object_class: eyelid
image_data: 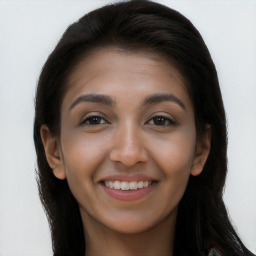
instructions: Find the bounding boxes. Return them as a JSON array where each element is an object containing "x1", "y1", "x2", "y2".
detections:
[
  {"x1": 146, "y1": 114, "x2": 177, "y2": 126},
  {"x1": 79, "y1": 112, "x2": 177, "y2": 126},
  {"x1": 80, "y1": 113, "x2": 109, "y2": 125}
]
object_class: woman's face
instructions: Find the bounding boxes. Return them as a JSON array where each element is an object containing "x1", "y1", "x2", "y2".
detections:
[{"x1": 46, "y1": 48, "x2": 209, "y2": 234}]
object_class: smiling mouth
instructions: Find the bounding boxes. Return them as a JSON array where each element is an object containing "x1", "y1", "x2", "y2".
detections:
[
  {"x1": 104, "y1": 180, "x2": 153, "y2": 191},
  {"x1": 100, "y1": 175, "x2": 157, "y2": 200}
]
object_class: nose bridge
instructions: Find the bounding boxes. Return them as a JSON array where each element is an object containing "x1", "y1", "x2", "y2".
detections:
[{"x1": 109, "y1": 120, "x2": 148, "y2": 166}]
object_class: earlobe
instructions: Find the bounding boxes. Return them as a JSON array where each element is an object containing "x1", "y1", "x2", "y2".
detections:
[
  {"x1": 190, "y1": 125, "x2": 212, "y2": 176},
  {"x1": 40, "y1": 125, "x2": 67, "y2": 180}
]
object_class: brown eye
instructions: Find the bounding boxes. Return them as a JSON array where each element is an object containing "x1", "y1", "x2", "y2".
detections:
[
  {"x1": 82, "y1": 116, "x2": 108, "y2": 125},
  {"x1": 147, "y1": 116, "x2": 176, "y2": 126},
  {"x1": 153, "y1": 117, "x2": 167, "y2": 125}
]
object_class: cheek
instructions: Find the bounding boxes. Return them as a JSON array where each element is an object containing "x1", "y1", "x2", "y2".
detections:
[
  {"x1": 59, "y1": 131, "x2": 112, "y2": 213},
  {"x1": 163, "y1": 140, "x2": 195, "y2": 173},
  {"x1": 60, "y1": 130, "x2": 109, "y2": 182},
  {"x1": 148, "y1": 129, "x2": 196, "y2": 200},
  {"x1": 150, "y1": 129, "x2": 196, "y2": 174}
]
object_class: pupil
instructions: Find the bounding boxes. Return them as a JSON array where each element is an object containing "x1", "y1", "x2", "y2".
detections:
[
  {"x1": 155, "y1": 117, "x2": 165, "y2": 125},
  {"x1": 90, "y1": 117, "x2": 100, "y2": 124}
]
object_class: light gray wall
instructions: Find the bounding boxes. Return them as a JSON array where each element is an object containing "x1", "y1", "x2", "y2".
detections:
[{"x1": 0, "y1": 1, "x2": 255, "y2": 255}]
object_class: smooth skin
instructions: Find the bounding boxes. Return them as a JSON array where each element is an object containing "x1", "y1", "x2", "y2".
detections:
[{"x1": 41, "y1": 48, "x2": 211, "y2": 256}]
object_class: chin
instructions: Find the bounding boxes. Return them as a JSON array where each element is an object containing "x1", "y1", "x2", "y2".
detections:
[
  {"x1": 111, "y1": 222, "x2": 152, "y2": 234},
  {"x1": 102, "y1": 211, "x2": 174, "y2": 235},
  {"x1": 108, "y1": 224, "x2": 154, "y2": 235}
]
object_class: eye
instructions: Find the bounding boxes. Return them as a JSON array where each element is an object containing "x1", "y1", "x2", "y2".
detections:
[
  {"x1": 146, "y1": 116, "x2": 176, "y2": 126},
  {"x1": 81, "y1": 115, "x2": 108, "y2": 125}
]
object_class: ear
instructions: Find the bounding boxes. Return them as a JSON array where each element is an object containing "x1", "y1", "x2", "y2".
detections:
[
  {"x1": 40, "y1": 124, "x2": 66, "y2": 180},
  {"x1": 190, "y1": 124, "x2": 212, "y2": 176}
]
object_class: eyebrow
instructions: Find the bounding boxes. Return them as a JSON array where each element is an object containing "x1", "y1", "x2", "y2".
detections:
[
  {"x1": 69, "y1": 93, "x2": 185, "y2": 111},
  {"x1": 69, "y1": 93, "x2": 115, "y2": 110},
  {"x1": 143, "y1": 93, "x2": 186, "y2": 110}
]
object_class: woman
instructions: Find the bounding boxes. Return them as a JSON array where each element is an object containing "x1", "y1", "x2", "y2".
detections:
[{"x1": 33, "y1": 1, "x2": 254, "y2": 255}]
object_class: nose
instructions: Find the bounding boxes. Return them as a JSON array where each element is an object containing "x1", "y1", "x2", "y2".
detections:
[{"x1": 109, "y1": 123, "x2": 148, "y2": 167}]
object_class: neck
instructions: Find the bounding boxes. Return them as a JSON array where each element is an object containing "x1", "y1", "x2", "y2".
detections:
[{"x1": 81, "y1": 210, "x2": 176, "y2": 256}]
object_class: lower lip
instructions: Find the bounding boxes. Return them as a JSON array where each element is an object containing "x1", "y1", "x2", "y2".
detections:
[{"x1": 101, "y1": 182, "x2": 156, "y2": 201}]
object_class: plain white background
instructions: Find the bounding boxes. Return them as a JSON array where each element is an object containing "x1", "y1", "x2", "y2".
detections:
[{"x1": 0, "y1": 0, "x2": 255, "y2": 255}]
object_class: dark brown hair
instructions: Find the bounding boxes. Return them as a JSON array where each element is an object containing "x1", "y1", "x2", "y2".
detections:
[{"x1": 34, "y1": 1, "x2": 253, "y2": 255}]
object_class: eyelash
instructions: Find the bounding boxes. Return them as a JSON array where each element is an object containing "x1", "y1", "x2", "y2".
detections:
[
  {"x1": 146, "y1": 115, "x2": 177, "y2": 126},
  {"x1": 81, "y1": 115, "x2": 177, "y2": 127},
  {"x1": 81, "y1": 115, "x2": 109, "y2": 125}
]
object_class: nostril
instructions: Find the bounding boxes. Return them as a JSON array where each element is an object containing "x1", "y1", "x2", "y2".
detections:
[
  {"x1": 109, "y1": 147, "x2": 148, "y2": 166},
  {"x1": 109, "y1": 130, "x2": 149, "y2": 166}
]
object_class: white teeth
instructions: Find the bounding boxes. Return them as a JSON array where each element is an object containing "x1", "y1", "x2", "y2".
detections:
[
  {"x1": 129, "y1": 181, "x2": 137, "y2": 190},
  {"x1": 143, "y1": 181, "x2": 149, "y2": 187},
  {"x1": 114, "y1": 181, "x2": 121, "y2": 189},
  {"x1": 137, "y1": 181, "x2": 144, "y2": 188},
  {"x1": 109, "y1": 181, "x2": 114, "y2": 188},
  {"x1": 121, "y1": 181, "x2": 129, "y2": 190},
  {"x1": 104, "y1": 180, "x2": 153, "y2": 190}
]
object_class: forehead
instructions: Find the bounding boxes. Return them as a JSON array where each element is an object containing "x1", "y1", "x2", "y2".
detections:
[{"x1": 63, "y1": 47, "x2": 192, "y2": 109}]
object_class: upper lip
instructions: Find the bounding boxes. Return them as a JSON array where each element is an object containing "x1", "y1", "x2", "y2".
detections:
[{"x1": 99, "y1": 174, "x2": 155, "y2": 182}]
